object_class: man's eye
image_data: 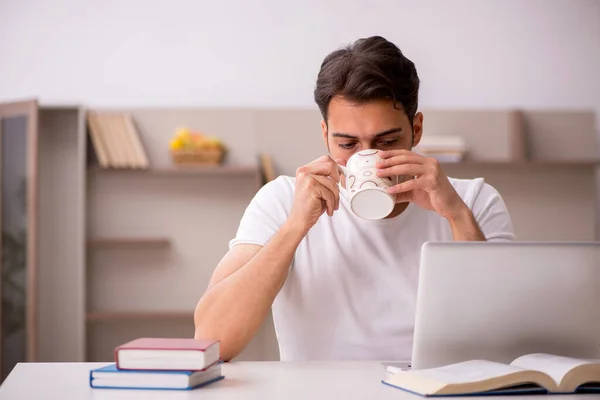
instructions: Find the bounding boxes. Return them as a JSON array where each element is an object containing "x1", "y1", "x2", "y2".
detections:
[
  {"x1": 339, "y1": 143, "x2": 357, "y2": 149},
  {"x1": 380, "y1": 138, "x2": 399, "y2": 146}
]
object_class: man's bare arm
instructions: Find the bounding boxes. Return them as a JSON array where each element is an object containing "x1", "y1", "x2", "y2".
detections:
[
  {"x1": 193, "y1": 221, "x2": 305, "y2": 361},
  {"x1": 447, "y1": 206, "x2": 486, "y2": 241}
]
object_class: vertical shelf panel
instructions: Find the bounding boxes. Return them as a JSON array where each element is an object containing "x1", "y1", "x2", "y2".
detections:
[{"x1": 37, "y1": 107, "x2": 86, "y2": 362}]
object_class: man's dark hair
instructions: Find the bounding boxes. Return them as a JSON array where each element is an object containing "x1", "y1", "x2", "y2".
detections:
[{"x1": 314, "y1": 36, "x2": 420, "y2": 124}]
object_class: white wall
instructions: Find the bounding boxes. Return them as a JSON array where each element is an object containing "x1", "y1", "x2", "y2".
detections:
[{"x1": 0, "y1": 0, "x2": 599, "y2": 114}]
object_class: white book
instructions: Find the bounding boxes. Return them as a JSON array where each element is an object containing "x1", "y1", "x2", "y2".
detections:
[{"x1": 383, "y1": 353, "x2": 600, "y2": 397}]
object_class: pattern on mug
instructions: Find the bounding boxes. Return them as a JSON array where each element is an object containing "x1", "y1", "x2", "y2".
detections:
[
  {"x1": 349, "y1": 152, "x2": 382, "y2": 171},
  {"x1": 360, "y1": 180, "x2": 380, "y2": 189}
]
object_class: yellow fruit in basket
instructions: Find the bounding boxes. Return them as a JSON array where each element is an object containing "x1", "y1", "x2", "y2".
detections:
[
  {"x1": 169, "y1": 137, "x2": 184, "y2": 150},
  {"x1": 170, "y1": 126, "x2": 227, "y2": 155}
]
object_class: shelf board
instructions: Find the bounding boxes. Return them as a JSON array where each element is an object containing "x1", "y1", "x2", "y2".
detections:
[
  {"x1": 87, "y1": 237, "x2": 171, "y2": 248},
  {"x1": 440, "y1": 161, "x2": 599, "y2": 168},
  {"x1": 87, "y1": 165, "x2": 260, "y2": 177},
  {"x1": 86, "y1": 311, "x2": 193, "y2": 321}
]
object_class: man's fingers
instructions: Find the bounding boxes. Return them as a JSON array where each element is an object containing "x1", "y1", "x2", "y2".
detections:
[
  {"x1": 315, "y1": 183, "x2": 337, "y2": 216},
  {"x1": 377, "y1": 163, "x2": 425, "y2": 178},
  {"x1": 376, "y1": 153, "x2": 424, "y2": 168},
  {"x1": 334, "y1": 158, "x2": 347, "y2": 167},
  {"x1": 297, "y1": 157, "x2": 342, "y2": 182},
  {"x1": 387, "y1": 177, "x2": 420, "y2": 194},
  {"x1": 312, "y1": 174, "x2": 340, "y2": 211}
]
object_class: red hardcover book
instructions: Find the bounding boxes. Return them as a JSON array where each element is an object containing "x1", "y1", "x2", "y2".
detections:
[{"x1": 115, "y1": 338, "x2": 220, "y2": 371}]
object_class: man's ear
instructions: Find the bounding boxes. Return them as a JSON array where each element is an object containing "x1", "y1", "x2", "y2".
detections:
[
  {"x1": 321, "y1": 119, "x2": 330, "y2": 151},
  {"x1": 411, "y1": 112, "x2": 424, "y2": 148}
]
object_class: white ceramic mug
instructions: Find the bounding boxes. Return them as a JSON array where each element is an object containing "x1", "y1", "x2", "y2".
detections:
[{"x1": 337, "y1": 149, "x2": 398, "y2": 220}]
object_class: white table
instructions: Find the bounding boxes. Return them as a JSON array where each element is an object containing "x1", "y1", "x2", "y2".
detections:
[{"x1": 0, "y1": 361, "x2": 598, "y2": 400}]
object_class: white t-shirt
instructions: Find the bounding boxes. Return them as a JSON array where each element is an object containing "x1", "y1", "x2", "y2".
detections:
[{"x1": 229, "y1": 175, "x2": 514, "y2": 362}]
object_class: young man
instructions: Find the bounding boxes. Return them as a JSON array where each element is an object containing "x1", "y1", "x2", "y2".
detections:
[{"x1": 194, "y1": 36, "x2": 514, "y2": 362}]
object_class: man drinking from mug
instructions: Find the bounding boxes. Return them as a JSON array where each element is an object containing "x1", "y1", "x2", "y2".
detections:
[{"x1": 194, "y1": 36, "x2": 515, "y2": 362}]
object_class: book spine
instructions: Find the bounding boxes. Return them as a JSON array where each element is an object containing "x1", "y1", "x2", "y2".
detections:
[{"x1": 114, "y1": 348, "x2": 121, "y2": 369}]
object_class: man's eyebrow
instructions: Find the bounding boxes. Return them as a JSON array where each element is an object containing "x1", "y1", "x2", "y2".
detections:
[
  {"x1": 331, "y1": 127, "x2": 403, "y2": 139},
  {"x1": 331, "y1": 132, "x2": 359, "y2": 139},
  {"x1": 374, "y1": 127, "x2": 403, "y2": 138}
]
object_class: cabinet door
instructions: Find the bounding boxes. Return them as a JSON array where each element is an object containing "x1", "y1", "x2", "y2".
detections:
[{"x1": 0, "y1": 100, "x2": 38, "y2": 380}]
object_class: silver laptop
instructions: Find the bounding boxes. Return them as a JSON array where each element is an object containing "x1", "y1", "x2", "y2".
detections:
[{"x1": 410, "y1": 241, "x2": 600, "y2": 370}]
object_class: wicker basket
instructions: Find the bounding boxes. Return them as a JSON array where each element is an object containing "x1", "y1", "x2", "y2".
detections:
[{"x1": 170, "y1": 148, "x2": 225, "y2": 165}]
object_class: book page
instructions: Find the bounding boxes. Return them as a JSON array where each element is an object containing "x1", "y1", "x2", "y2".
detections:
[
  {"x1": 511, "y1": 353, "x2": 598, "y2": 386},
  {"x1": 409, "y1": 360, "x2": 525, "y2": 384},
  {"x1": 385, "y1": 359, "x2": 559, "y2": 396}
]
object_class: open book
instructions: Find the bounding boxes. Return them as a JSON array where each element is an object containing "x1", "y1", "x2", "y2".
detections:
[{"x1": 383, "y1": 354, "x2": 600, "y2": 397}]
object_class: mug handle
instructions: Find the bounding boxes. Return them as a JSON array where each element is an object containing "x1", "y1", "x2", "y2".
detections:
[{"x1": 337, "y1": 164, "x2": 350, "y2": 196}]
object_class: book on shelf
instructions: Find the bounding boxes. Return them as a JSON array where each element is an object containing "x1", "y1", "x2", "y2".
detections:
[
  {"x1": 115, "y1": 337, "x2": 220, "y2": 371},
  {"x1": 413, "y1": 135, "x2": 466, "y2": 163},
  {"x1": 86, "y1": 111, "x2": 150, "y2": 169},
  {"x1": 382, "y1": 353, "x2": 600, "y2": 397},
  {"x1": 89, "y1": 360, "x2": 223, "y2": 390}
]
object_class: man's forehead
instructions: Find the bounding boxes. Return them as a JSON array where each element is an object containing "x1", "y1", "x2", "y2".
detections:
[
  {"x1": 327, "y1": 112, "x2": 407, "y2": 139},
  {"x1": 326, "y1": 98, "x2": 408, "y2": 135}
]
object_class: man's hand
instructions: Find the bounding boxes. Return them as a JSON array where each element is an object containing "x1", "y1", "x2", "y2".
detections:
[
  {"x1": 376, "y1": 150, "x2": 468, "y2": 220},
  {"x1": 288, "y1": 155, "x2": 344, "y2": 234},
  {"x1": 376, "y1": 149, "x2": 485, "y2": 241}
]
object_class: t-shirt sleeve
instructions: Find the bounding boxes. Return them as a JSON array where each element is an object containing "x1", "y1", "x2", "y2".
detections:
[
  {"x1": 470, "y1": 179, "x2": 516, "y2": 242},
  {"x1": 229, "y1": 176, "x2": 294, "y2": 249}
]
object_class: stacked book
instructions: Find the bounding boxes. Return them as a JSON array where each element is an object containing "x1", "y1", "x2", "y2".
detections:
[
  {"x1": 87, "y1": 111, "x2": 150, "y2": 169},
  {"x1": 413, "y1": 135, "x2": 466, "y2": 163},
  {"x1": 90, "y1": 338, "x2": 223, "y2": 390}
]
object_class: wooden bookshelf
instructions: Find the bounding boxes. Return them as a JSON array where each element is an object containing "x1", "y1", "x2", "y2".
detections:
[
  {"x1": 87, "y1": 237, "x2": 171, "y2": 248},
  {"x1": 86, "y1": 311, "x2": 193, "y2": 321}
]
